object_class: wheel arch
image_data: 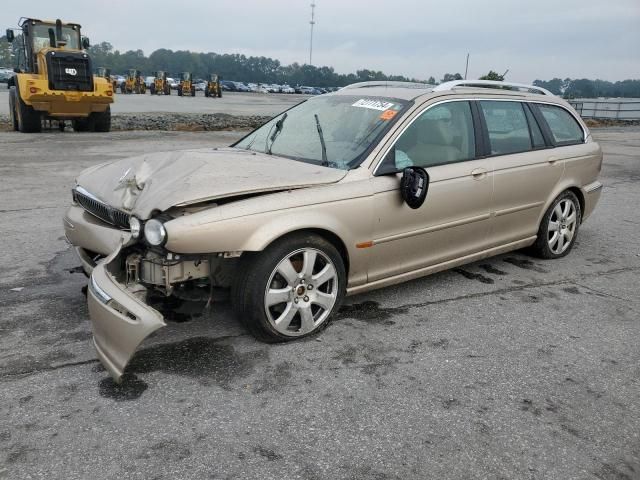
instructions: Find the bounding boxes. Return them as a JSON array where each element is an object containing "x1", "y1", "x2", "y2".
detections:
[{"x1": 261, "y1": 227, "x2": 351, "y2": 276}]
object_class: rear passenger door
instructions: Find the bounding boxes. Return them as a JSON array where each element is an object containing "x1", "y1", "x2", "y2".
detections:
[{"x1": 479, "y1": 100, "x2": 564, "y2": 247}]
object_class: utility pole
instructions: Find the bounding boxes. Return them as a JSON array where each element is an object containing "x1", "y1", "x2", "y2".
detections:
[
  {"x1": 309, "y1": 2, "x2": 316, "y2": 65},
  {"x1": 464, "y1": 53, "x2": 469, "y2": 80}
]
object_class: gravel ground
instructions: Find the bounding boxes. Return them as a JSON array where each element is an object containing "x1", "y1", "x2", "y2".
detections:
[{"x1": 0, "y1": 128, "x2": 638, "y2": 480}]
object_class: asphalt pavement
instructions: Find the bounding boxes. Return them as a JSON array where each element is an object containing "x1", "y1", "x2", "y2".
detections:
[{"x1": 0, "y1": 128, "x2": 638, "y2": 480}]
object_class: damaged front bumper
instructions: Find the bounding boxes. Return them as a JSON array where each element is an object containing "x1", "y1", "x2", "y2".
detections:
[{"x1": 87, "y1": 245, "x2": 166, "y2": 382}]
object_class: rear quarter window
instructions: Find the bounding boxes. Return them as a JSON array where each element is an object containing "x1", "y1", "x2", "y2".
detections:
[{"x1": 537, "y1": 104, "x2": 584, "y2": 145}]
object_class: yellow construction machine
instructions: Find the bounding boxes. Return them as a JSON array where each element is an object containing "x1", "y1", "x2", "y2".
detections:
[
  {"x1": 5, "y1": 18, "x2": 114, "y2": 132},
  {"x1": 149, "y1": 71, "x2": 171, "y2": 95},
  {"x1": 120, "y1": 69, "x2": 146, "y2": 94},
  {"x1": 177, "y1": 72, "x2": 196, "y2": 97},
  {"x1": 204, "y1": 73, "x2": 222, "y2": 98}
]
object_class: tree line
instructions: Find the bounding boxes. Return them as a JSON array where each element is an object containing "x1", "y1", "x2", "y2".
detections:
[{"x1": 1, "y1": 36, "x2": 638, "y2": 96}]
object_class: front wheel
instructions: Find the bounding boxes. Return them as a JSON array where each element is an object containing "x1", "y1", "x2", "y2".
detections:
[
  {"x1": 233, "y1": 233, "x2": 346, "y2": 342},
  {"x1": 531, "y1": 190, "x2": 582, "y2": 259}
]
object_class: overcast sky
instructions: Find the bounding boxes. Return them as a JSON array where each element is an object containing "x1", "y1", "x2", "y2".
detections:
[{"x1": 3, "y1": 0, "x2": 639, "y2": 82}]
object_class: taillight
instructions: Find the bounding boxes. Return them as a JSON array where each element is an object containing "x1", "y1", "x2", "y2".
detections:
[{"x1": 29, "y1": 87, "x2": 38, "y2": 94}]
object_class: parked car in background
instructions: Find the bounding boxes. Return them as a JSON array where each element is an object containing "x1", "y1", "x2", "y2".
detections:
[
  {"x1": 281, "y1": 85, "x2": 295, "y2": 94},
  {"x1": 64, "y1": 79, "x2": 602, "y2": 380},
  {"x1": 194, "y1": 81, "x2": 207, "y2": 92},
  {"x1": 235, "y1": 82, "x2": 251, "y2": 92},
  {"x1": 0, "y1": 67, "x2": 14, "y2": 83},
  {"x1": 220, "y1": 80, "x2": 237, "y2": 91},
  {"x1": 167, "y1": 78, "x2": 178, "y2": 90},
  {"x1": 144, "y1": 76, "x2": 155, "y2": 88}
]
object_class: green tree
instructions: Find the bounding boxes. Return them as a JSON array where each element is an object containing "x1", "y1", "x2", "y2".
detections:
[
  {"x1": 479, "y1": 70, "x2": 504, "y2": 81},
  {"x1": 441, "y1": 73, "x2": 463, "y2": 83}
]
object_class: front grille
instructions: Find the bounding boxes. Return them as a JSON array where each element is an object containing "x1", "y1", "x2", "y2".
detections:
[
  {"x1": 73, "y1": 187, "x2": 130, "y2": 230},
  {"x1": 46, "y1": 51, "x2": 93, "y2": 92}
]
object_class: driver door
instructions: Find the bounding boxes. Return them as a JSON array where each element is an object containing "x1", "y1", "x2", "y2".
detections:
[{"x1": 368, "y1": 100, "x2": 493, "y2": 282}]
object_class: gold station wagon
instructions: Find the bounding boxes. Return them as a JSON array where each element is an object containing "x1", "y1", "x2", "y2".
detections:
[{"x1": 63, "y1": 80, "x2": 603, "y2": 380}]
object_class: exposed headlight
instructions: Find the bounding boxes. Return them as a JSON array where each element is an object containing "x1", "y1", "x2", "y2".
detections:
[
  {"x1": 144, "y1": 218, "x2": 167, "y2": 246},
  {"x1": 129, "y1": 216, "x2": 141, "y2": 239}
]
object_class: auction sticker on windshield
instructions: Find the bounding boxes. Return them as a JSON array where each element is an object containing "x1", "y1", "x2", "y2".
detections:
[{"x1": 352, "y1": 99, "x2": 395, "y2": 111}]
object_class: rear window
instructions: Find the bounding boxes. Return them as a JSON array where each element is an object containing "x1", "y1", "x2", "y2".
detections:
[
  {"x1": 537, "y1": 104, "x2": 584, "y2": 145},
  {"x1": 480, "y1": 101, "x2": 532, "y2": 155}
]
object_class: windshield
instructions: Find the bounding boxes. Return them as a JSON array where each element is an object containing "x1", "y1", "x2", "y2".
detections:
[
  {"x1": 31, "y1": 24, "x2": 80, "y2": 51},
  {"x1": 234, "y1": 95, "x2": 409, "y2": 170}
]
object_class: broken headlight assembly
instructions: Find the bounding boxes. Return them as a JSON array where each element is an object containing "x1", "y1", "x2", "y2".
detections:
[{"x1": 144, "y1": 218, "x2": 167, "y2": 246}]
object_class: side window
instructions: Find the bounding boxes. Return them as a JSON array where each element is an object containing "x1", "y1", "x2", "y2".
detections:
[
  {"x1": 524, "y1": 104, "x2": 546, "y2": 149},
  {"x1": 480, "y1": 101, "x2": 531, "y2": 155},
  {"x1": 394, "y1": 101, "x2": 475, "y2": 169},
  {"x1": 537, "y1": 104, "x2": 584, "y2": 145}
]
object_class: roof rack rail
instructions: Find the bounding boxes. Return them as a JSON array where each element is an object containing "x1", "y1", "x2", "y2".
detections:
[
  {"x1": 341, "y1": 81, "x2": 435, "y2": 90},
  {"x1": 432, "y1": 80, "x2": 553, "y2": 96}
]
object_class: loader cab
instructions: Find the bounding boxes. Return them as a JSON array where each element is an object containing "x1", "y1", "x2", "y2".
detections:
[
  {"x1": 11, "y1": 19, "x2": 83, "y2": 74},
  {"x1": 96, "y1": 67, "x2": 111, "y2": 79}
]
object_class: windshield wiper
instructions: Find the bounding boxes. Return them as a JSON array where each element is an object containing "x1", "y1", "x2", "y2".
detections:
[
  {"x1": 314, "y1": 114, "x2": 328, "y2": 167},
  {"x1": 266, "y1": 113, "x2": 288, "y2": 154}
]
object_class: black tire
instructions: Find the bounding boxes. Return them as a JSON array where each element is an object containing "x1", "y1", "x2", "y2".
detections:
[
  {"x1": 15, "y1": 88, "x2": 42, "y2": 133},
  {"x1": 9, "y1": 87, "x2": 19, "y2": 131},
  {"x1": 530, "y1": 190, "x2": 582, "y2": 259},
  {"x1": 149, "y1": 84, "x2": 156, "y2": 95},
  {"x1": 120, "y1": 84, "x2": 125, "y2": 94},
  {"x1": 93, "y1": 107, "x2": 111, "y2": 132},
  {"x1": 191, "y1": 86, "x2": 196, "y2": 96},
  {"x1": 164, "y1": 85, "x2": 170, "y2": 95},
  {"x1": 178, "y1": 88, "x2": 183, "y2": 97},
  {"x1": 217, "y1": 87, "x2": 222, "y2": 98},
  {"x1": 204, "y1": 87, "x2": 209, "y2": 97},
  {"x1": 72, "y1": 116, "x2": 94, "y2": 132},
  {"x1": 232, "y1": 232, "x2": 346, "y2": 343}
]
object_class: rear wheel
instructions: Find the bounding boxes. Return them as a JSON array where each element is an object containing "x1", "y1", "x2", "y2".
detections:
[
  {"x1": 149, "y1": 84, "x2": 156, "y2": 95},
  {"x1": 191, "y1": 86, "x2": 196, "y2": 96},
  {"x1": 531, "y1": 190, "x2": 582, "y2": 259},
  {"x1": 232, "y1": 233, "x2": 346, "y2": 342},
  {"x1": 93, "y1": 107, "x2": 111, "y2": 132},
  {"x1": 164, "y1": 85, "x2": 170, "y2": 95},
  {"x1": 204, "y1": 87, "x2": 210, "y2": 97},
  {"x1": 15, "y1": 89, "x2": 42, "y2": 133},
  {"x1": 217, "y1": 87, "x2": 222, "y2": 98},
  {"x1": 9, "y1": 87, "x2": 19, "y2": 131},
  {"x1": 178, "y1": 88, "x2": 183, "y2": 97},
  {"x1": 72, "y1": 117, "x2": 93, "y2": 132}
]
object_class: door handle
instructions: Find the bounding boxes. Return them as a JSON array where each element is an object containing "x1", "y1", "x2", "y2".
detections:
[
  {"x1": 471, "y1": 168, "x2": 487, "y2": 180},
  {"x1": 548, "y1": 156, "x2": 558, "y2": 165}
]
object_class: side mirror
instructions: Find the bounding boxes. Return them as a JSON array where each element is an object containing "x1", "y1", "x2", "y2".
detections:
[
  {"x1": 6, "y1": 29, "x2": 14, "y2": 42},
  {"x1": 82, "y1": 37, "x2": 90, "y2": 49},
  {"x1": 400, "y1": 167, "x2": 429, "y2": 209}
]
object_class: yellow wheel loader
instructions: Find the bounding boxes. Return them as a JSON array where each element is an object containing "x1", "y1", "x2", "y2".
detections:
[
  {"x1": 204, "y1": 73, "x2": 222, "y2": 98},
  {"x1": 149, "y1": 70, "x2": 170, "y2": 95},
  {"x1": 5, "y1": 18, "x2": 114, "y2": 133},
  {"x1": 120, "y1": 69, "x2": 146, "y2": 94},
  {"x1": 177, "y1": 72, "x2": 196, "y2": 97}
]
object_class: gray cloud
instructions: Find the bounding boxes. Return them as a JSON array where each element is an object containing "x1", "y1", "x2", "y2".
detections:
[{"x1": 3, "y1": 0, "x2": 639, "y2": 81}]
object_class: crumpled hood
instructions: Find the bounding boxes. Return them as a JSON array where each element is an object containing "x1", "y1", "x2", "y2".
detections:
[{"x1": 76, "y1": 147, "x2": 347, "y2": 219}]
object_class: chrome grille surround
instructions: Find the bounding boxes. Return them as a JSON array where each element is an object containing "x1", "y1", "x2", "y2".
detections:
[{"x1": 73, "y1": 186, "x2": 130, "y2": 230}]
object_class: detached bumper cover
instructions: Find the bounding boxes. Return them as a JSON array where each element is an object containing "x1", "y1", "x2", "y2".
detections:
[{"x1": 88, "y1": 246, "x2": 165, "y2": 381}]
